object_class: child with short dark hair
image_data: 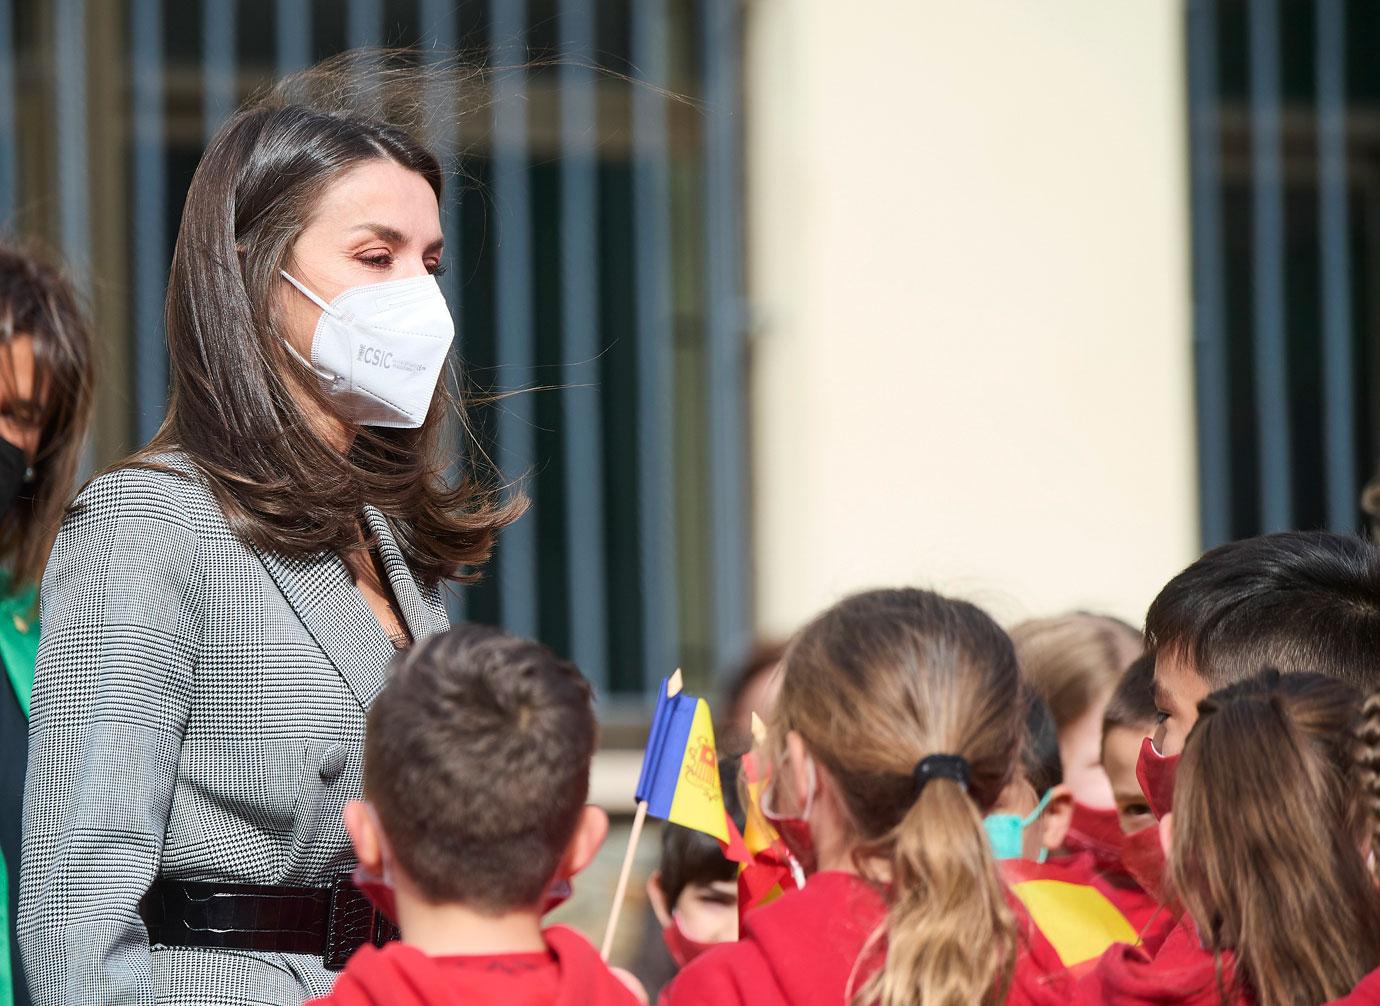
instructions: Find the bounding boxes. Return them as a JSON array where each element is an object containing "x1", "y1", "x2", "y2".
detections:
[
  {"x1": 1078, "y1": 531, "x2": 1380, "y2": 1002},
  {"x1": 1099, "y1": 654, "x2": 1156, "y2": 838},
  {"x1": 985, "y1": 691, "x2": 1072, "y2": 862},
  {"x1": 1091, "y1": 653, "x2": 1162, "y2": 928},
  {"x1": 306, "y1": 623, "x2": 641, "y2": 1006},
  {"x1": 1145, "y1": 530, "x2": 1380, "y2": 760},
  {"x1": 646, "y1": 757, "x2": 745, "y2": 969}
]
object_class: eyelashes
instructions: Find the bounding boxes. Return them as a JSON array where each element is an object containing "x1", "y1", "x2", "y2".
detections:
[{"x1": 356, "y1": 253, "x2": 447, "y2": 276}]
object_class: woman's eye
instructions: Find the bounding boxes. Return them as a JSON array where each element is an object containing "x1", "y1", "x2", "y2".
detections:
[
  {"x1": 427, "y1": 261, "x2": 448, "y2": 277},
  {"x1": 360, "y1": 253, "x2": 393, "y2": 268},
  {"x1": 1154, "y1": 710, "x2": 1169, "y2": 725}
]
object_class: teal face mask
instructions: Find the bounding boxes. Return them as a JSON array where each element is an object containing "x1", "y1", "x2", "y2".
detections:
[{"x1": 984, "y1": 789, "x2": 1054, "y2": 863}]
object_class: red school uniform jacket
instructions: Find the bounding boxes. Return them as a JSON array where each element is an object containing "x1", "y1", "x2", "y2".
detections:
[
  {"x1": 659, "y1": 870, "x2": 1069, "y2": 1006},
  {"x1": 1073, "y1": 914, "x2": 1249, "y2": 1006},
  {"x1": 1093, "y1": 867, "x2": 1162, "y2": 936},
  {"x1": 305, "y1": 925, "x2": 640, "y2": 1006}
]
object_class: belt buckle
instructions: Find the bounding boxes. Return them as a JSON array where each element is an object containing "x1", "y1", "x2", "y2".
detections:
[{"x1": 324, "y1": 873, "x2": 377, "y2": 971}]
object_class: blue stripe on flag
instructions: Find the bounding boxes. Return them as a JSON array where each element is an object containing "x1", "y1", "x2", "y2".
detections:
[
  {"x1": 642, "y1": 694, "x2": 697, "y2": 818},
  {"x1": 635, "y1": 678, "x2": 673, "y2": 800}
]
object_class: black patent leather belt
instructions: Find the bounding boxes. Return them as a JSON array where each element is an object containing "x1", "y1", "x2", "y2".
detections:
[{"x1": 139, "y1": 874, "x2": 400, "y2": 971}]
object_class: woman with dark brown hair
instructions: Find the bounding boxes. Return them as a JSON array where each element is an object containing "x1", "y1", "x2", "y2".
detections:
[
  {"x1": 0, "y1": 246, "x2": 94, "y2": 1006},
  {"x1": 1164, "y1": 669, "x2": 1380, "y2": 1006},
  {"x1": 18, "y1": 65, "x2": 522, "y2": 1006}
]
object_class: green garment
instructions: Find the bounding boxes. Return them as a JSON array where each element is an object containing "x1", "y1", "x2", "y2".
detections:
[
  {"x1": 0, "y1": 579, "x2": 37, "y2": 716},
  {"x1": 0, "y1": 576, "x2": 38, "y2": 1006}
]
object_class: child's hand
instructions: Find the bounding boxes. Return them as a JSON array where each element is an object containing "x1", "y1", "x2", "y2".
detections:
[{"x1": 610, "y1": 966, "x2": 649, "y2": 1004}]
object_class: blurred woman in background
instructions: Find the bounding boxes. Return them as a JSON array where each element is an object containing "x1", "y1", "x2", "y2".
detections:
[{"x1": 0, "y1": 245, "x2": 94, "y2": 1006}]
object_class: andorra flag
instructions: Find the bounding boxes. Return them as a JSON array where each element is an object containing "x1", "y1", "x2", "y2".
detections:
[{"x1": 635, "y1": 671, "x2": 746, "y2": 857}]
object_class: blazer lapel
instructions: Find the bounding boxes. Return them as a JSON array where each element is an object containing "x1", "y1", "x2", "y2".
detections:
[
  {"x1": 362, "y1": 505, "x2": 450, "y2": 641},
  {"x1": 252, "y1": 544, "x2": 397, "y2": 710}
]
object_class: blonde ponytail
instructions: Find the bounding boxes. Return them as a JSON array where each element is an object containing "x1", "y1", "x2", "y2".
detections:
[
  {"x1": 768, "y1": 588, "x2": 1024, "y2": 1006},
  {"x1": 856, "y1": 779, "x2": 1016, "y2": 1006}
]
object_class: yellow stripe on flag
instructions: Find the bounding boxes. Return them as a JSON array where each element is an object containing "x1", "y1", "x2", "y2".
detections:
[
  {"x1": 666, "y1": 698, "x2": 729, "y2": 842},
  {"x1": 1010, "y1": 879, "x2": 1140, "y2": 967},
  {"x1": 742, "y1": 776, "x2": 775, "y2": 856}
]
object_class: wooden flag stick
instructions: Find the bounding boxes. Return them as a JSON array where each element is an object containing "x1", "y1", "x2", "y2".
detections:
[
  {"x1": 600, "y1": 799, "x2": 649, "y2": 961},
  {"x1": 602, "y1": 670, "x2": 681, "y2": 961}
]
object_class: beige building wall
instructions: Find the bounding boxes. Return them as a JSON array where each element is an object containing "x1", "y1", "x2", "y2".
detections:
[{"x1": 745, "y1": 1, "x2": 1198, "y2": 635}]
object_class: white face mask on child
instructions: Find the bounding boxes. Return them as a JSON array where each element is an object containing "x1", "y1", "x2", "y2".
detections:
[{"x1": 280, "y1": 269, "x2": 455, "y2": 428}]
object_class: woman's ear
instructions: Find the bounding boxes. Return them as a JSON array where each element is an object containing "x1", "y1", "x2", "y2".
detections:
[
  {"x1": 645, "y1": 870, "x2": 672, "y2": 928},
  {"x1": 343, "y1": 799, "x2": 384, "y2": 875},
  {"x1": 1037, "y1": 784, "x2": 1075, "y2": 852},
  {"x1": 1158, "y1": 810, "x2": 1174, "y2": 859}
]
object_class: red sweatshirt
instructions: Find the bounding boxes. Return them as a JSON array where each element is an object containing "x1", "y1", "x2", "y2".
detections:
[
  {"x1": 305, "y1": 925, "x2": 640, "y2": 1006},
  {"x1": 1095, "y1": 868, "x2": 1162, "y2": 935},
  {"x1": 1329, "y1": 967, "x2": 1380, "y2": 1005},
  {"x1": 660, "y1": 870, "x2": 1069, "y2": 1006},
  {"x1": 1002, "y1": 853, "x2": 1165, "y2": 984},
  {"x1": 1073, "y1": 914, "x2": 1248, "y2": 1006}
]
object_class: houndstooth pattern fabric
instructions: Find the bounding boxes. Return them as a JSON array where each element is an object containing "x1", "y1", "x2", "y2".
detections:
[{"x1": 18, "y1": 454, "x2": 449, "y2": 1006}]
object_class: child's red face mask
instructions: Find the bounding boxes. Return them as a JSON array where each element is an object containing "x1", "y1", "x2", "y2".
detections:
[
  {"x1": 1064, "y1": 802, "x2": 1126, "y2": 872},
  {"x1": 1135, "y1": 735, "x2": 1180, "y2": 821},
  {"x1": 661, "y1": 914, "x2": 722, "y2": 968},
  {"x1": 542, "y1": 878, "x2": 573, "y2": 915},
  {"x1": 759, "y1": 755, "x2": 817, "y2": 878},
  {"x1": 1120, "y1": 822, "x2": 1167, "y2": 901},
  {"x1": 352, "y1": 864, "x2": 399, "y2": 925}
]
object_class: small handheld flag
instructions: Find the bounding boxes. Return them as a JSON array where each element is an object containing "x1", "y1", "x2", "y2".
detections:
[
  {"x1": 737, "y1": 738, "x2": 798, "y2": 919},
  {"x1": 602, "y1": 670, "x2": 740, "y2": 960},
  {"x1": 633, "y1": 670, "x2": 731, "y2": 842}
]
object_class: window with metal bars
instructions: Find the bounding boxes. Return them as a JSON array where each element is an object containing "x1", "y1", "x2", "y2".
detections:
[
  {"x1": 0, "y1": 0, "x2": 750, "y2": 702},
  {"x1": 1187, "y1": 0, "x2": 1378, "y2": 546}
]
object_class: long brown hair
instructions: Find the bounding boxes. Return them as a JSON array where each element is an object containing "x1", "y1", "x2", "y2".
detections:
[
  {"x1": 0, "y1": 244, "x2": 93, "y2": 590},
  {"x1": 766, "y1": 587, "x2": 1022, "y2": 1006},
  {"x1": 139, "y1": 56, "x2": 522, "y2": 585},
  {"x1": 1359, "y1": 689, "x2": 1380, "y2": 881},
  {"x1": 1171, "y1": 669, "x2": 1380, "y2": 1006}
]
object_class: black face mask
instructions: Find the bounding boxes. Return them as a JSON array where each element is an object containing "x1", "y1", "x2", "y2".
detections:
[{"x1": 0, "y1": 438, "x2": 32, "y2": 521}]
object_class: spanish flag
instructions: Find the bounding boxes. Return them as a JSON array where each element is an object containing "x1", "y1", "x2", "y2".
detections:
[
  {"x1": 1002, "y1": 855, "x2": 1143, "y2": 980},
  {"x1": 635, "y1": 671, "x2": 744, "y2": 853},
  {"x1": 737, "y1": 745, "x2": 797, "y2": 915}
]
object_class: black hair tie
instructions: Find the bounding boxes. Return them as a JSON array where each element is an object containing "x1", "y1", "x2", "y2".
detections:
[{"x1": 912, "y1": 753, "x2": 971, "y2": 796}]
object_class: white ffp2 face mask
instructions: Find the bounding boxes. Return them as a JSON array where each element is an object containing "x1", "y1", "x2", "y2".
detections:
[{"x1": 280, "y1": 269, "x2": 455, "y2": 428}]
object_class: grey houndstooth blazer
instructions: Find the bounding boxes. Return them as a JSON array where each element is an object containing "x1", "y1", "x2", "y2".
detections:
[{"x1": 18, "y1": 454, "x2": 450, "y2": 1005}]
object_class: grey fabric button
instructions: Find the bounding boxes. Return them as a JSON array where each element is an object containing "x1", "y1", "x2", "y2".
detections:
[{"x1": 318, "y1": 744, "x2": 347, "y2": 783}]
